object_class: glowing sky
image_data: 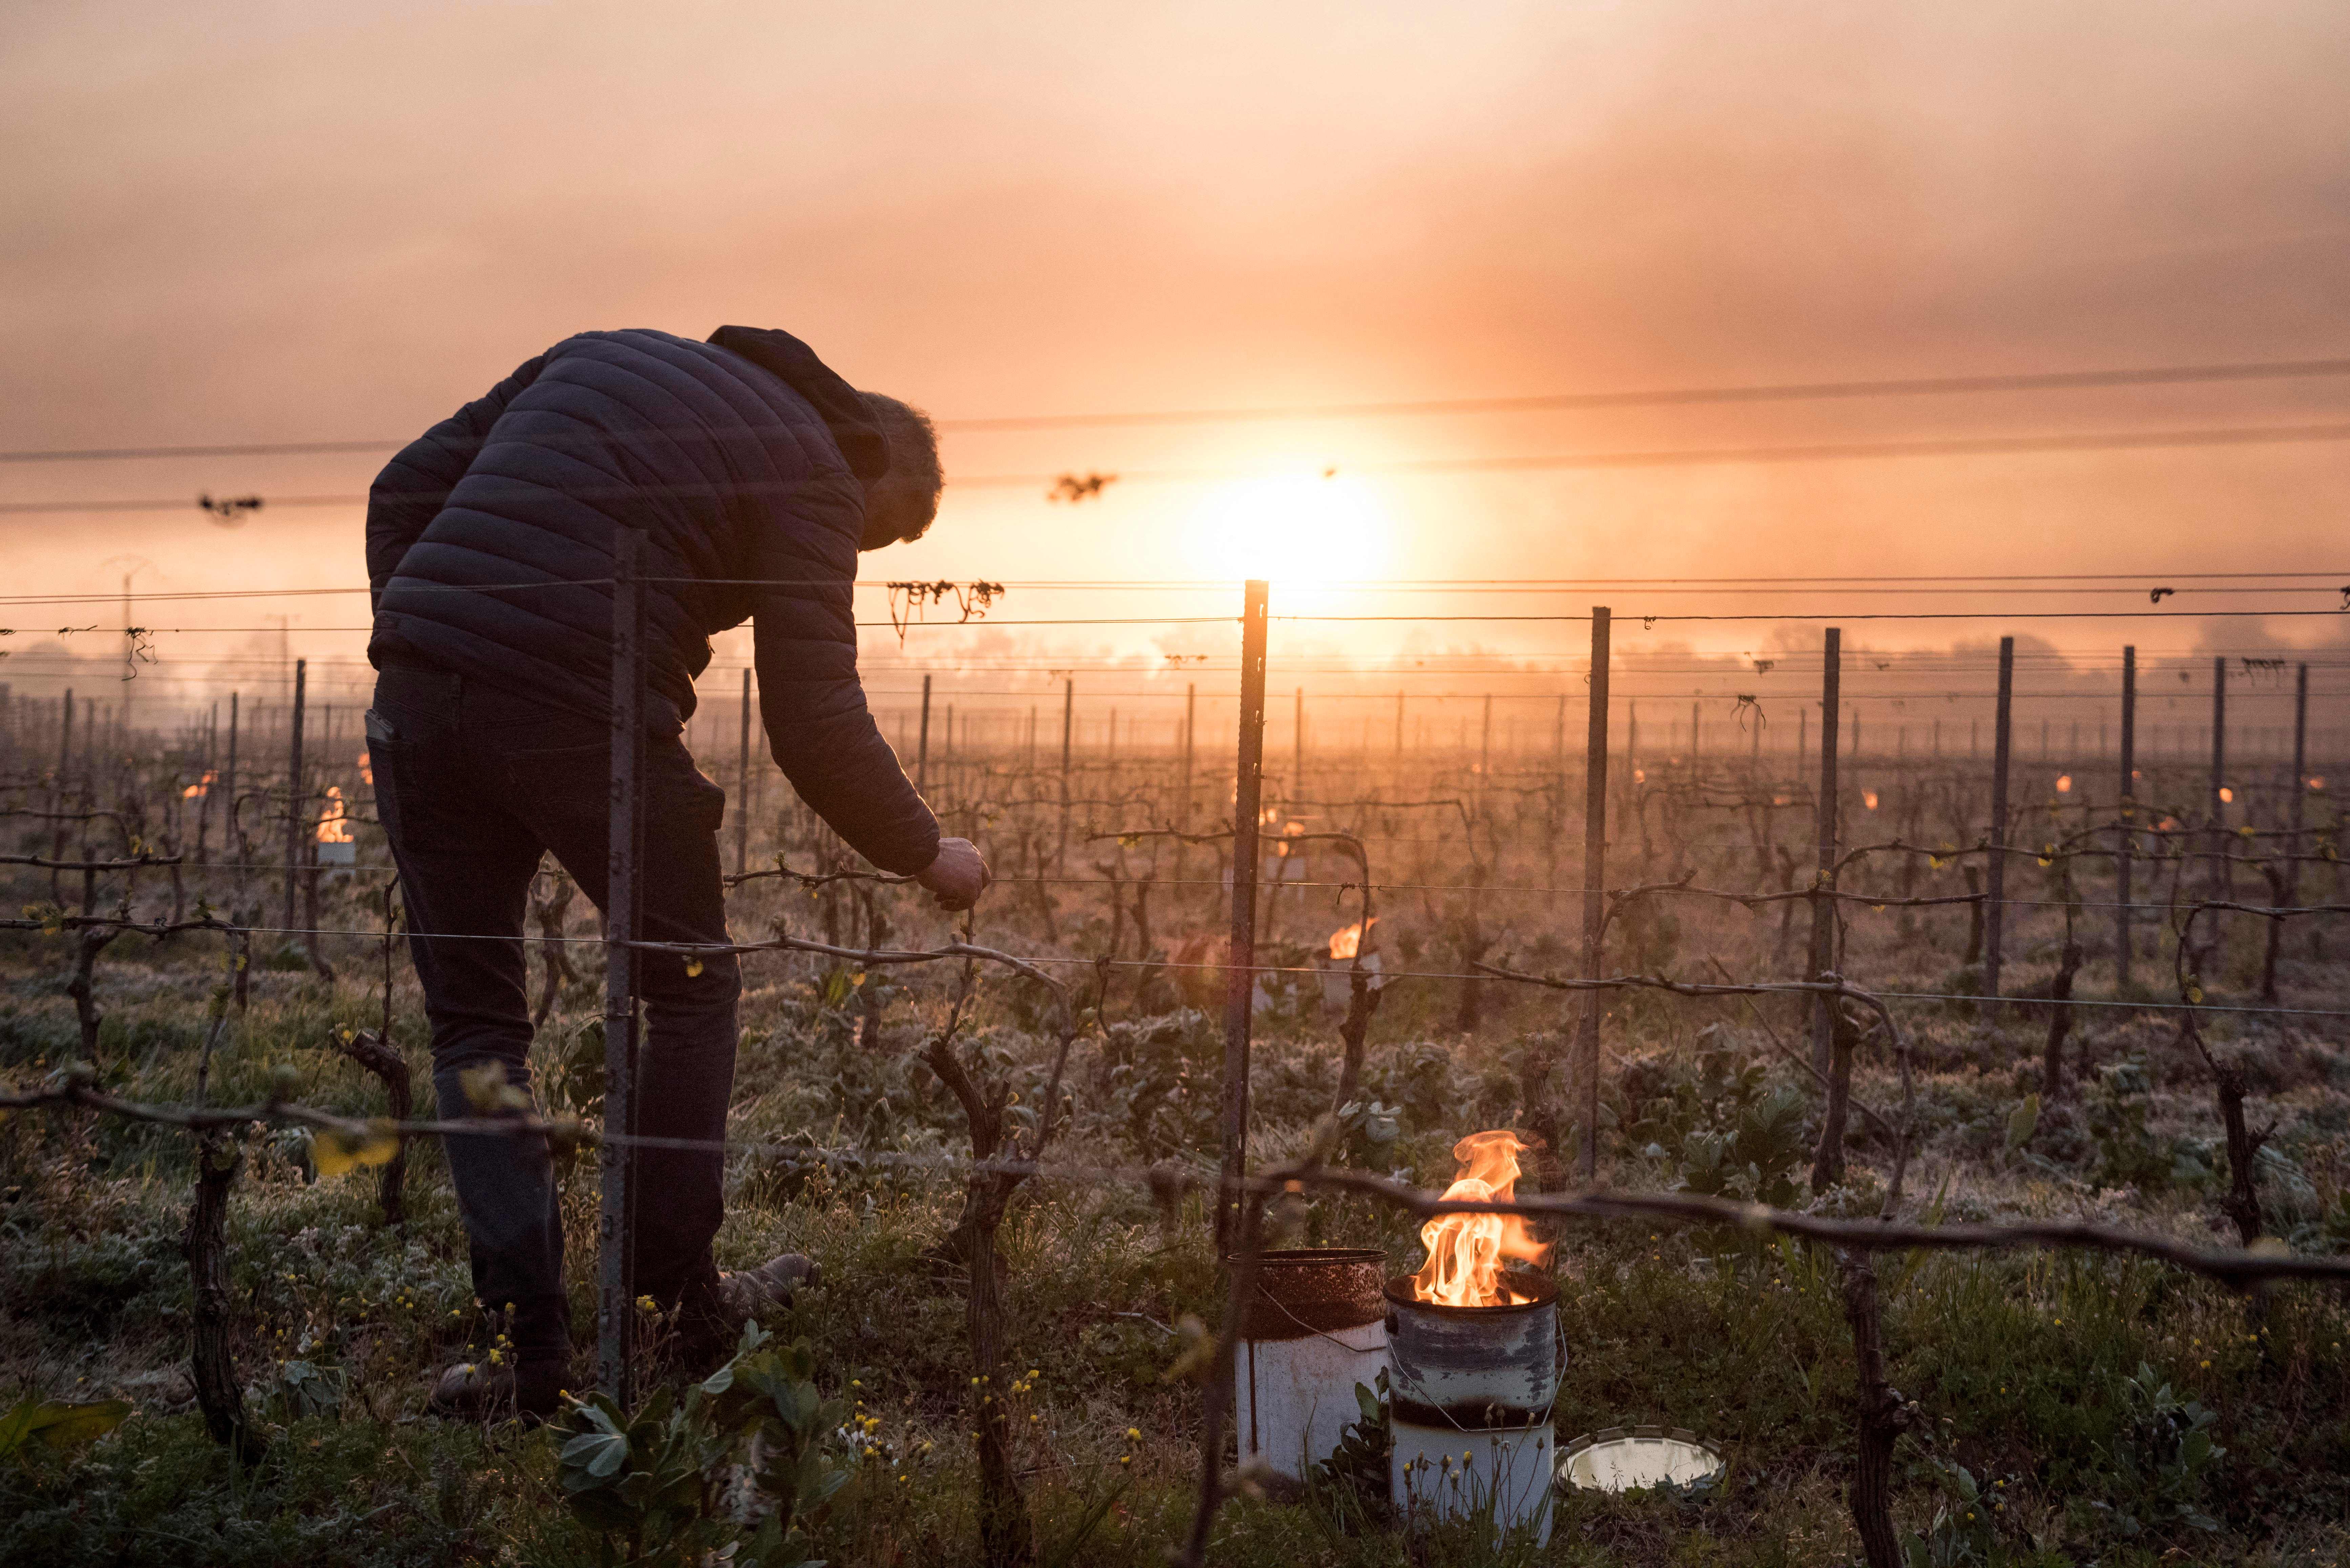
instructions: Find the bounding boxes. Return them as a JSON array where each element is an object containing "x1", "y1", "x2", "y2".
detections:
[{"x1": 3, "y1": 0, "x2": 2348, "y2": 720}]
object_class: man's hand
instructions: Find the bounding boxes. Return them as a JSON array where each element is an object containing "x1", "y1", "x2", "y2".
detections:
[{"x1": 915, "y1": 837, "x2": 991, "y2": 912}]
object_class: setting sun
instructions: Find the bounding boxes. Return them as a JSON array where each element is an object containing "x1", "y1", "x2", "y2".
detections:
[{"x1": 1185, "y1": 472, "x2": 1392, "y2": 584}]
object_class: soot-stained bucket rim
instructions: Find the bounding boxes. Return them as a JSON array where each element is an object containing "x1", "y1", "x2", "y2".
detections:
[
  {"x1": 1249, "y1": 1247, "x2": 1389, "y2": 1269},
  {"x1": 1381, "y1": 1270, "x2": 1558, "y2": 1316},
  {"x1": 1238, "y1": 1248, "x2": 1391, "y2": 1339}
]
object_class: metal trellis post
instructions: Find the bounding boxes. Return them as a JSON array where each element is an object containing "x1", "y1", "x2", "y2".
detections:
[
  {"x1": 1810, "y1": 629, "x2": 1841, "y2": 1074},
  {"x1": 2118, "y1": 646, "x2": 2137, "y2": 992},
  {"x1": 1182, "y1": 682, "x2": 1195, "y2": 827},
  {"x1": 1057, "y1": 679, "x2": 1074, "y2": 869},
  {"x1": 600, "y1": 527, "x2": 647, "y2": 1401},
  {"x1": 283, "y1": 658, "x2": 306, "y2": 936},
  {"x1": 2287, "y1": 663, "x2": 2309, "y2": 912},
  {"x1": 736, "y1": 668, "x2": 752, "y2": 877},
  {"x1": 2211, "y1": 656, "x2": 2230, "y2": 903},
  {"x1": 917, "y1": 673, "x2": 932, "y2": 790},
  {"x1": 1983, "y1": 636, "x2": 2015, "y2": 1008},
  {"x1": 1220, "y1": 580, "x2": 1269, "y2": 1250},
  {"x1": 1577, "y1": 607, "x2": 1610, "y2": 1182},
  {"x1": 224, "y1": 693, "x2": 241, "y2": 897}
]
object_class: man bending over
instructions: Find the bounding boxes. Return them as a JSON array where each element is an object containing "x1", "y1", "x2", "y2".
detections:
[{"x1": 364, "y1": 325, "x2": 988, "y2": 1419}]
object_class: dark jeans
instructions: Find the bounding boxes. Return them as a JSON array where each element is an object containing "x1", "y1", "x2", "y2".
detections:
[{"x1": 369, "y1": 664, "x2": 741, "y2": 1362}]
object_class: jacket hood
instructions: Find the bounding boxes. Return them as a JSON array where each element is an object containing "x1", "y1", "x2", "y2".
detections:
[{"x1": 706, "y1": 325, "x2": 890, "y2": 486}]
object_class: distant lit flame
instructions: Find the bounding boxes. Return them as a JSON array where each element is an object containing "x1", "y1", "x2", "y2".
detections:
[
  {"x1": 182, "y1": 769, "x2": 216, "y2": 800},
  {"x1": 1410, "y1": 1130, "x2": 1550, "y2": 1308},
  {"x1": 2312, "y1": 776, "x2": 2328, "y2": 791},
  {"x1": 316, "y1": 785, "x2": 354, "y2": 845},
  {"x1": 2055, "y1": 775, "x2": 2072, "y2": 794},
  {"x1": 2218, "y1": 787, "x2": 2234, "y2": 804},
  {"x1": 358, "y1": 749, "x2": 374, "y2": 787},
  {"x1": 1862, "y1": 790, "x2": 1879, "y2": 810},
  {"x1": 1329, "y1": 916, "x2": 1378, "y2": 961}
]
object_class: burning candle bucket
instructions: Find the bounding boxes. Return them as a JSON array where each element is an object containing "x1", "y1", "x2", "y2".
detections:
[
  {"x1": 1232, "y1": 1248, "x2": 1389, "y2": 1479},
  {"x1": 1384, "y1": 1272, "x2": 1560, "y2": 1544}
]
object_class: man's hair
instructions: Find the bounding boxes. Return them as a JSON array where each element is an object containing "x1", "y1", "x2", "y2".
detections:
[{"x1": 859, "y1": 391, "x2": 942, "y2": 545}]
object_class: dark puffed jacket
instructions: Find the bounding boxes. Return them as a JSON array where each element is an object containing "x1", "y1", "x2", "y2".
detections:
[{"x1": 366, "y1": 326, "x2": 939, "y2": 874}]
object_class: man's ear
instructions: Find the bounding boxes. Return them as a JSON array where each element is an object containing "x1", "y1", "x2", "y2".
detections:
[
  {"x1": 859, "y1": 473, "x2": 936, "y2": 550},
  {"x1": 858, "y1": 504, "x2": 903, "y2": 552}
]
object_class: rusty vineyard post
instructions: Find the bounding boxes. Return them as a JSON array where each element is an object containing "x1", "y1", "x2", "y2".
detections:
[
  {"x1": 1219, "y1": 580, "x2": 1270, "y2": 1251},
  {"x1": 601, "y1": 527, "x2": 647, "y2": 1401},
  {"x1": 2118, "y1": 647, "x2": 2137, "y2": 992},
  {"x1": 1810, "y1": 629, "x2": 1841, "y2": 1075},
  {"x1": 2210, "y1": 656, "x2": 2229, "y2": 903},
  {"x1": 735, "y1": 668, "x2": 752, "y2": 877},
  {"x1": 1395, "y1": 690, "x2": 1405, "y2": 757},
  {"x1": 1690, "y1": 699, "x2": 1701, "y2": 763},
  {"x1": 282, "y1": 658, "x2": 306, "y2": 937},
  {"x1": 1577, "y1": 607, "x2": 1611, "y2": 1182},
  {"x1": 1983, "y1": 636, "x2": 2015, "y2": 1009},
  {"x1": 917, "y1": 672, "x2": 932, "y2": 790}
]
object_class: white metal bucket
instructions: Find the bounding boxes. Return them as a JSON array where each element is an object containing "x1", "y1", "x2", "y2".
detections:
[
  {"x1": 1392, "y1": 1418, "x2": 1554, "y2": 1544},
  {"x1": 1232, "y1": 1248, "x2": 1389, "y2": 1479}
]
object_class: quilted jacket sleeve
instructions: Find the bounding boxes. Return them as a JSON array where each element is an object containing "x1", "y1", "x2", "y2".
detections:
[
  {"x1": 365, "y1": 352, "x2": 549, "y2": 610},
  {"x1": 748, "y1": 543, "x2": 940, "y2": 876}
]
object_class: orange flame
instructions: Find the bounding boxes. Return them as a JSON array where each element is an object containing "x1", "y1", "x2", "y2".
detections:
[
  {"x1": 182, "y1": 769, "x2": 217, "y2": 800},
  {"x1": 357, "y1": 749, "x2": 373, "y2": 787},
  {"x1": 316, "y1": 785, "x2": 354, "y2": 845},
  {"x1": 1410, "y1": 1130, "x2": 1551, "y2": 1307},
  {"x1": 1328, "y1": 916, "x2": 1378, "y2": 961}
]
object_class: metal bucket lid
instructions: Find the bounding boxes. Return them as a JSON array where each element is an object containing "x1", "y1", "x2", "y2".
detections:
[{"x1": 1557, "y1": 1426, "x2": 1724, "y2": 1493}]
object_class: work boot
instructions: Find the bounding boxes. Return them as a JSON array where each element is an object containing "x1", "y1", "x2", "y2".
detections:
[
  {"x1": 426, "y1": 1354, "x2": 572, "y2": 1424},
  {"x1": 671, "y1": 1253, "x2": 821, "y2": 1378}
]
